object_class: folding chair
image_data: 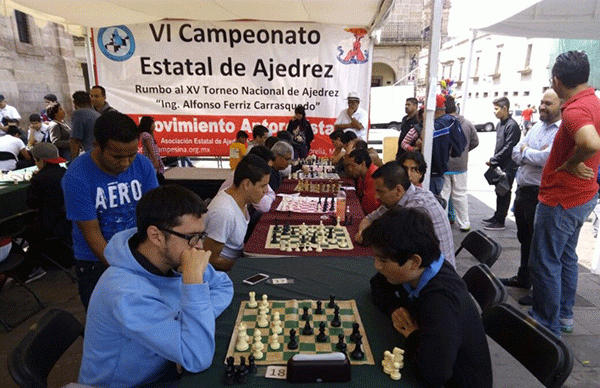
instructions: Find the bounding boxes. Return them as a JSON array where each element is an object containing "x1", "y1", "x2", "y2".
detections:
[
  {"x1": 8, "y1": 308, "x2": 84, "y2": 388},
  {"x1": 0, "y1": 211, "x2": 46, "y2": 331},
  {"x1": 1, "y1": 209, "x2": 76, "y2": 282},
  {"x1": 482, "y1": 303, "x2": 574, "y2": 388},
  {"x1": 462, "y1": 263, "x2": 507, "y2": 313},
  {"x1": 455, "y1": 230, "x2": 502, "y2": 267}
]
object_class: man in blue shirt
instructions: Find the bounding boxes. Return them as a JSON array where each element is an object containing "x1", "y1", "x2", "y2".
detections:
[{"x1": 62, "y1": 111, "x2": 158, "y2": 309}]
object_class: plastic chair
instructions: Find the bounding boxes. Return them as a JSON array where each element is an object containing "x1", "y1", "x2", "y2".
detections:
[
  {"x1": 454, "y1": 230, "x2": 502, "y2": 267},
  {"x1": 8, "y1": 308, "x2": 84, "y2": 388},
  {"x1": 482, "y1": 303, "x2": 574, "y2": 388},
  {"x1": 462, "y1": 263, "x2": 507, "y2": 312}
]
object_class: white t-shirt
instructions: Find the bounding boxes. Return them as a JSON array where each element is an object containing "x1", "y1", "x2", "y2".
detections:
[
  {"x1": 335, "y1": 107, "x2": 368, "y2": 140},
  {"x1": 0, "y1": 135, "x2": 25, "y2": 171},
  {"x1": 204, "y1": 190, "x2": 249, "y2": 260},
  {"x1": 0, "y1": 105, "x2": 21, "y2": 122},
  {"x1": 218, "y1": 172, "x2": 275, "y2": 213},
  {"x1": 28, "y1": 123, "x2": 49, "y2": 144}
]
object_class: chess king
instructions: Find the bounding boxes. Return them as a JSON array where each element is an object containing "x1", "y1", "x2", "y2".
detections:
[{"x1": 364, "y1": 206, "x2": 493, "y2": 387}]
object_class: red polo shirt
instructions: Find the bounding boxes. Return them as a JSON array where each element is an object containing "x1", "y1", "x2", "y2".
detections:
[
  {"x1": 357, "y1": 163, "x2": 380, "y2": 214},
  {"x1": 539, "y1": 87, "x2": 600, "y2": 208}
]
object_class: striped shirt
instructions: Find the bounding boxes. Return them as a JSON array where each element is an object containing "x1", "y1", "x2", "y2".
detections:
[{"x1": 366, "y1": 184, "x2": 455, "y2": 267}]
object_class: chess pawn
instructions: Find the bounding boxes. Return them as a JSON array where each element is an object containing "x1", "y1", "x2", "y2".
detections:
[
  {"x1": 257, "y1": 311, "x2": 269, "y2": 328},
  {"x1": 390, "y1": 362, "x2": 402, "y2": 380},
  {"x1": 280, "y1": 238, "x2": 287, "y2": 251},
  {"x1": 272, "y1": 321, "x2": 282, "y2": 335},
  {"x1": 270, "y1": 333, "x2": 280, "y2": 350},
  {"x1": 272, "y1": 312, "x2": 281, "y2": 325},
  {"x1": 248, "y1": 291, "x2": 258, "y2": 308},
  {"x1": 252, "y1": 335, "x2": 264, "y2": 359},
  {"x1": 238, "y1": 323, "x2": 249, "y2": 342},
  {"x1": 261, "y1": 294, "x2": 269, "y2": 308},
  {"x1": 236, "y1": 334, "x2": 249, "y2": 351}
]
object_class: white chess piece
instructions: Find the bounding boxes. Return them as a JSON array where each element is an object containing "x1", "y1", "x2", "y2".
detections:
[
  {"x1": 257, "y1": 311, "x2": 269, "y2": 328},
  {"x1": 390, "y1": 362, "x2": 402, "y2": 380},
  {"x1": 272, "y1": 321, "x2": 282, "y2": 334},
  {"x1": 238, "y1": 323, "x2": 249, "y2": 342},
  {"x1": 248, "y1": 291, "x2": 258, "y2": 308},
  {"x1": 270, "y1": 333, "x2": 280, "y2": 350},
  {"x1": 280, "y1": 238, "x2": 286, "y2": 251},
  {"x1": 236, "y1": 334, "x2": 249, "y2": 351},
  {"x1": 272, "y1": 312, "x2": 281, "y2": 325},
  {"x1": 261, "y1": 294, "x2": 269, "y2": 310},
  {"x1": 252, "y1": 333, "x2": 264, "y2": 359},
  {"x1": 382, "y1": 351, "x2": 393, "y2": 374}
]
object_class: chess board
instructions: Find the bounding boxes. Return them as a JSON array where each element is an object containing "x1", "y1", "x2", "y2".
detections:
[
  {"x1": 298, "y1": 172, "x2": 340, "y2": 180},
  {"x1": 264, "y1": 224, "x2": 354, "y2": 251},
  {"x1": 275, "y1": 195, "x2": 336, "y2": 213},
  {"x1": 293, "y1": 180, "x2": 341, "y2": 194},
  {"x1": 225, "y1": 299, "x2": 375, "y2": 365}
]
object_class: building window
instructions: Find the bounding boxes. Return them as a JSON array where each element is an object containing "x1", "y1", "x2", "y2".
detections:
[
  {"x1": 495, "y1": 52, "x2": 501, "y2": 74},
  {"x1": 474, "y1": 57, "x2": 480, "y2": 76},
  {"x1": 475, "y1": 92, "x2": 479, "y2": 98},
  {"x1": 448, "y1": 63, "x2": 453, "y2": 79},
  {"x1": 468, "y1": 93, "x2": 472, "y2": 98},
  {"x1": 525, "y1": 44, "x2": 533, "y2": 68},
  {"x1": 513, "y1": 91, "x2": 519, "y2": 96},
  {"x1": 484, "y1": 92, "x2": 488, "y2": 98},
  {"x1": 504, "y1": 91, "x2": 509, "y2": 96},
  {"x1": 15, "y1": 10, "x2": 31, "y2": 44},
  {"x1": 523, "y1": 91, "x2": 530, "y2": 96},
  {"x1": 494, "y1": 92, "x2": 499, "y2": 97},
  {"x1": 459, "y1": 60, "x2": 464, "y2": 81}
]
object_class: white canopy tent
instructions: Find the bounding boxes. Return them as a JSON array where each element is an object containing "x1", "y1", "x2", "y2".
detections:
[{"x1": 3, "y1": 0, "x2": 394, "y2": 30}]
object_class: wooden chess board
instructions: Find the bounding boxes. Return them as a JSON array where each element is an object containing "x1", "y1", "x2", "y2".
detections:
[
  {"x1": 264, "y1": 224, "x2": 354, "y2": 251},
  {"x1": 275, "y1": 195, "x2": 337, "y2": 213},
  {"x1": 225, "y1": 299, "x2": 375, "y2": 365}
]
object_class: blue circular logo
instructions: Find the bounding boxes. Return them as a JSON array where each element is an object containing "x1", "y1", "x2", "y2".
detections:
[{"x1": 97, "y1": 25, "x2": 135, "y2": 62}]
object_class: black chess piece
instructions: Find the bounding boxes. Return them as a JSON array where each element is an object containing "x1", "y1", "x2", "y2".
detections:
[
  {"x1": 235, "y1": 356, "x2": 248, "y2": 383},
  {"x1": 248, "y1": 354, "x2": 257, "y2": 374},
  {"x1": 350, "y1": 323, "x2": 361, "y2": 342},
  {"x1": 224, "y1": 356, "x2": 236, "y2": 385},
  {"x1": 301, "y1": 234, "x2": 306, "y2": 245},
  {"x1": 311, "y1": 232, "x2": 317, "y2": 244},
  {"x1": 315, "y1": 300, "x2": 323, "y2": 314},
  {"x1": 271, "y1": 231, "x2": 278, "y2": 244},
  {"x1": 329, "y1": 197, "x2": 335, "y2": 211},
  {"x1": 302, "y1": 306, "x2": 310, "y2": 320},
  {"x1": 328, "y1": 295, "x2": 336, "y2": 308},
  {"x1": 331, "y1": 305, "x2": 341, "y2": 327},
  {"x1": 316, "y1": 322, "x2": 327, "y2": 342},
  {"x1": 336, "y1": 333, "x2": 347, "y2": 352},
  {"x1": 288, "y1": 328, "x2": 298, "y2": 350},
  {"x1": 302, "y1": 319, "x2": 314, "y2": 335},
  {"x1": 322, "y1": 198, "x2": 328, "y2": 212},
  {"x1": 327, "y1": 227, "x2": 334, "y2": 239},
  {"x1": 350, "y1": 334, "x2": 365, "y2": 360}
]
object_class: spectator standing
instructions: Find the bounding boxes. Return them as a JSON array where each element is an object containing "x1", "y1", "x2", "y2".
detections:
[
  {"x1": 286, "y1": 105, "x2": 314, "y2": 159},
  {"x1": 396, "y1": 98, "x2": 420, "y2": 160},
  {"x1": 334, "y1": 92, "x2": 368, "y2": 140},
  {"x1": 46, "y1": 102, "x2": 72, "y2": 160},
  {"x1": 483, "y1": 97, "x2": 521, "y2": 230},
  {"x1": 529, "y1": 51, "x2": 600, "y2": 336},
  {"x1": 440, "y1": 96, "x2": 479, "y2": 232},
  {"x1": 500, "y1": 90, "x2": 561, "y2": 303},
  {"x1": 62, "y1": 112, "x2": 159, "y2": 309},
  {"x1": 90, "y1": 85, "x2": 118, "y2": 115},
  {"x1": 139, "y1": 116, "x2": 165, "y2": 184},
  {"x1": 70, "y1": 90, "x2": 101, "y2": 159},
  {"x1": 40, "y1": 93, "x2": 58, "y2": 122}
]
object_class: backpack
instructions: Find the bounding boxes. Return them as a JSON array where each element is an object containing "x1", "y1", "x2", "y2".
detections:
[{"x1": 449, "y1": 117, "x2": 467, "y2": 158}]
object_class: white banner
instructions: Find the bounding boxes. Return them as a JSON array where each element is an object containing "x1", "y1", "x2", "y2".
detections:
[{"x1": 92, "y1": 21, "x2": 372, "y2": 156}]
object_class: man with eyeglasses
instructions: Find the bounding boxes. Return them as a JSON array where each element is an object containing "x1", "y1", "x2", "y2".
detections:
[
  {"x1": 269, "y1": 140, "x2": 294, "y2": 192},
  {"x1": 79, "y1": 185, "x2": 233, "y2": 388},
  {"x1": 204, "y1": 154, "x2": 272, "y2": 271},
  {"x1": 62, "y1": 112, "x2": 159, "y2": 309}
]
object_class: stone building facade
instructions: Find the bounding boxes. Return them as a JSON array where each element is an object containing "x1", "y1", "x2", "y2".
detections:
[
  {"x1": 0, "y1": 10, "x2": 86, "y2": 122},
  {"x1": 372, "y1": 0, "x2": 450, "y2": 87}
]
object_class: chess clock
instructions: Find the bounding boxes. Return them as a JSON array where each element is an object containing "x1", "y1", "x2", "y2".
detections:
[{"x1": 286, "y1": 352, "x2": 351, "y2": 383}]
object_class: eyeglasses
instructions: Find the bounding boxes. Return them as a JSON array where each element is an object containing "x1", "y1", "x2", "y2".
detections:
[{"x1": 159, "y1": 228, "x2": 207, "y2": 247}]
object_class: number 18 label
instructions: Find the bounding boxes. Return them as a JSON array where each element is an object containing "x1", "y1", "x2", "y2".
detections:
[{"x1": 265, "y1": 365, "x2": 287, "y2": 379}]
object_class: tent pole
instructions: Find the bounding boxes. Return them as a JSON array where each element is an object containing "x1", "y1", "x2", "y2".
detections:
[
  {"x1": 422, "y1": 0, "x2": 444, "y2": 190},
  {"x1": 460, "y1": 29, "x2": 477, "y2": 117}
]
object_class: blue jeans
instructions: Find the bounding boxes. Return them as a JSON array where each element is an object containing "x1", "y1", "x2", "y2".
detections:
[
  {"x1": 429, "y1": 176, "x2": 445, "y2": 196},
  {"x1": 528, "y1": 195, "x2": 597, "y2": 335}
]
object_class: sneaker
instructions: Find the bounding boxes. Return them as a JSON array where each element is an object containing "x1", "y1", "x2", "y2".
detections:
[
  {"x1": 518, "y1": 294, "x2": 533, "y2": 306},
  {"x1": 0, "y1": 277, "x2": 15, "y2": 293},
  {"x1": 484, "y1": 221, "x2": 505, "y2": 231},
  {"x1": 459, "y1": 227, "x2": 471, "y2": 232},
  {"x1": 559, "y1": 318, "x2": 574, "y2": 334},
  {"x1": 482, "y1": 216, "x2": 496, "y2": 224},
  {"x1": 24, "y1": 267, "x2": 46, "y2": 284},
  {"x1": 500, "y1": 276, "x2": 531, "y2": 289}
]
